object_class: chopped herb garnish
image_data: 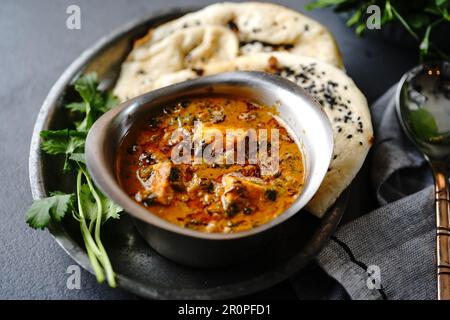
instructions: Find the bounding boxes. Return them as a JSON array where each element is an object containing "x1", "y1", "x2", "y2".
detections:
[
  {"x1": 148, "y1": 117, "x2": 160, "y2": 128},
  {"x1": 265, "y1": 189, "x2": 278, "y2": 201},
  {"x1": 142, "y1": 194, "x2": 157, "y2": 207},
  {"x1": 169, "y1": 167, "x2": 181, "y2": 181},
  {"x1": 179, "y1": 100, "x2": 190, "y2": 108}
]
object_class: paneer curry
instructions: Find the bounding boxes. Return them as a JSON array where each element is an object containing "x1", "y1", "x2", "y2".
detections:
[{"x1": 116, "y1": 97, "x2": 305, "y2": 233}]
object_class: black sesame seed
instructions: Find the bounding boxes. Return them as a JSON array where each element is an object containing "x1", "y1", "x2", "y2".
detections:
[{"x1": 227, "y1": 20, "x2": 239, "y2": 32}]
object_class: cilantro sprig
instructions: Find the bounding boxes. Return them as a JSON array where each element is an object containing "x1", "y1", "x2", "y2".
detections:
[
  {"x1": 306, "y1": 0, "x2": 450, "y2": 61},
  {"x1": 26, "y1": 73, "x2": 121, "y2": 287}
]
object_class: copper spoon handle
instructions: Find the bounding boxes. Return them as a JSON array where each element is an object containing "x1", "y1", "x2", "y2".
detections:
[{"x1": 431, "y1": 162, "x2": 450, "y2": 300}]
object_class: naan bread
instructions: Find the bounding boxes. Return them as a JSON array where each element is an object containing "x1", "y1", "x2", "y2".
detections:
[
  {"x1": 114, "y1": 25, "x2": 239, "y2": 100},
  {"x1": 141, "y1": 2, "x2": 342, "y2": 67},
  {"x1": 113, "y1": 2, "x2": 343, "y2": 100},
  {"x1": 150, "y1": 53, "x2": 373, "y2": 217}
]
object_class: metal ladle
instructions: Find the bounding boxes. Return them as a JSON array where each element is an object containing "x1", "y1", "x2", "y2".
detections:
[{"x1": 396, "y1": 61, "x2": 450, "y2": 300}]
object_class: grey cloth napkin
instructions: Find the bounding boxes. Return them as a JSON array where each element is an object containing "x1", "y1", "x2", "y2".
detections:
[{"x1": 305, "y1": 85, "x2": 438, "y2": 300}]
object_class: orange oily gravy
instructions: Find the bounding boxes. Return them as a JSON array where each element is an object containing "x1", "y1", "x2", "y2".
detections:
[{"x1": 116, "y1": 97, "x2": 305, "y2": 233}]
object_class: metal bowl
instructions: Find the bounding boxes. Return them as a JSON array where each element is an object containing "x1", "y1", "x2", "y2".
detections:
[{"x1": 86, "y1": 71, "x2": 333, "y2": 267}]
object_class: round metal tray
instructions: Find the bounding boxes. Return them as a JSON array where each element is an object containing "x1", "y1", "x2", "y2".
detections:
[{"x1": 29, "y1": 8, "x2": 348, "y2": 299}]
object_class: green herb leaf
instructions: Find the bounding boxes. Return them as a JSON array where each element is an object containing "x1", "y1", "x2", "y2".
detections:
[
  {"x1": 75, "y1": 73, "x2": 99, "y2": 104},
  {"x1": 99, "y1": 92, "x2": 119, "y2": 113},
  {"x1": 26, "y1": 193, "x2": 74, "y2": 229},
  {"x1": 40, "y1": 129, "x2": 86, "y2": 172},
  {"x1": 79, "y1": 184, "x2": 98, "y2": 221},
  {"x1": 65, "y1": 102, "x2": 87, "y2": 113},
  {"x1": 40, "y1": 129, "x2": 85, "y2": 155},
  {"x1": 385, "y1": 1, "x2": 393, "y2": 20},
  {"x1": 305, "y1": 0, "x2": 347, "y2": 10},
  {"x1": 409, "y1": 14, "x2": 430, "y2": 30},
  {"x1": 346, "y1": 8, "x2": 362, "y2": 27},
  {"x1": 69, "y1": 152, "x2": 86, "y2": 164},
  {"x1": 436, "y1": 0, "x2": 447, "y2": 7},
  {"x1": 71, "y1": 73, "x2": 119, "y2": 131},
  {"x1": 355, "y1": 22, "x2": 366, "y2": 35},
  {"x1": 306, "y1": 0, "x2": 450, "y2": 61},
  {"x1": 419, "y1": 25, "x2": 432, "y2": 56},
  {"x1": 78, "y1": 183, "x2": 122, "y2": 223},
  {"x1": 100, "y1": 193, "x2": 122, "y2": 223}
]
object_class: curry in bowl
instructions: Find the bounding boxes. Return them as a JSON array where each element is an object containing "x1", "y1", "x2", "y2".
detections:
[{"x1": 116, "y1": 96, "x2": 305, "y2": 233}]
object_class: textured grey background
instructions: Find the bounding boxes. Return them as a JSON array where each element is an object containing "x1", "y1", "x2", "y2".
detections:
[{"x1": 0, "y1": 0, "x2": 417, "y2": 299}]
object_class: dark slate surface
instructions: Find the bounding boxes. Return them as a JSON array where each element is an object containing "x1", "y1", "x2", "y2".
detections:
[{"x1": 0, "y1": 0, "x2": 417, "y2": 299}]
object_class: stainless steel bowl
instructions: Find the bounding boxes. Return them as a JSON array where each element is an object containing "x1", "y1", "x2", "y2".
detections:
[{"x1": 86, "y1": 71, "x2": 333, "y2": 267}]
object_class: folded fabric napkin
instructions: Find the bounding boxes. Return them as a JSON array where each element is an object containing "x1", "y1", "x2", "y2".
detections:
[{"x1": 295, "y1": 85, "x2": 438, "y2": 300}]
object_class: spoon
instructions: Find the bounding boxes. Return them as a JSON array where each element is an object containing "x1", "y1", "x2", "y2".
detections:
[{"x1": 396, "y1": 61, "x2": 450, "y2": 300}]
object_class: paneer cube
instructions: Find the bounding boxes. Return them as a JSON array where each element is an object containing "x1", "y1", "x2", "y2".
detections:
[
  {"x1": 221, "y1": 173, "x2": 266, "y2": 215},
  {"x1": 142, "y1": 161, "x2": 174, "y2": 205}
]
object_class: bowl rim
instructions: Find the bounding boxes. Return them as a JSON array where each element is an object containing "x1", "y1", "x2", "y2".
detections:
[{"x1": 86, "y1": 71, "x2": 334, "y2": 240}]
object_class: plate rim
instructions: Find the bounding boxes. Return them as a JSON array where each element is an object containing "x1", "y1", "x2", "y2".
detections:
[{"x1": 28, "y1": 6, "x2": 348, "y2": 299}]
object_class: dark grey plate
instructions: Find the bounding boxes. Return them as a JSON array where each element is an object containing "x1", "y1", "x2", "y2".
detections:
[{"x1": 29, "y1": 7, "x2": 348, "y2": 299}]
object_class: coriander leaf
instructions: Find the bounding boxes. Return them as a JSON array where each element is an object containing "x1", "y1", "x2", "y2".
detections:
[
  {"x1": 78, "y1": 182, "x2": 122, "y2": 223},
  {"x1": 75, "y1": 73, "x2": 99, "y2": 104},
  {"x1": 98, "y1": 92, "x2": 119, "y2": 113},
  {"x1": 72, "y1": 73, "x2": 118, "y2": 131},
  {"x1": 65, "y1": 102, "x2": 87, "y2": 113},
  {"x1": 346, "y1": 8, "x2": 362, "y2": 27},
  {"x1": 408, "y1": 14, "x2": 429, "y2": 30},
  {"x1": 419, "y1": 25, "x2": 432, "y2": 56},
  {"x1": 26, "y1": 193, "x2": 74, "y2": 229},
  {"x1": 305, "y1": 0, "x2": 347, "y2": 10},
  {"x1": 355, "y1": 22, "x2": 366, "y2": 35},
  {"x1": 74, "y1": 74, "x2": 98, "y2": 131},
  {"x1": 69, "y1": 152, "x2": 86, "y2": 164},
  {"x1": 26, "y1": 200, "x2": 52, "y2": 229},
  {"x1": 385, "y1": 1, "x2": 393, "y2": 20},
  {"x1": 99, "y1": 191, "x2": 122, "y2": 223},
  {"x1": 79, "y1": 184, "x2": 98, "y2": 221},
  {"x1": 40, "y1": 129, "x2": 86, "y2": 155},
  {"x1": 49, "y1": 192, "x2": 75, "y2": 221},
  {"x1": 40, "y1": 129, "x2": 86, "y2": 171}
]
